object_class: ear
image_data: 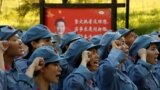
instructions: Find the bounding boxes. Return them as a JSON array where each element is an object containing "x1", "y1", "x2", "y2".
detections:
[
  {"x1": 39, "y1": 67, "x2": 46, "y2": 73},
  {"x1": 31, "y1": 41, "x2": 38, "y2": 49}
]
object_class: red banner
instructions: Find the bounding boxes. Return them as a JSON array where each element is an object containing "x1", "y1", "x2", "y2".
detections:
[{"x1": 45, "y1": 8, "x2": 111, "y2": 39}]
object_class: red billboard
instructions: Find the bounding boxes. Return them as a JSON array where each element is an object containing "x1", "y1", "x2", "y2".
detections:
[{"x1": 45, "y1": 8, "x2": 111, "y2": 39}]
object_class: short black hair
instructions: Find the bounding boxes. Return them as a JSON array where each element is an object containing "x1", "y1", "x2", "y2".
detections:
[
  {"x1": 54, "y1": 18, "x2": 66, "y2": 26},
  {"x1": 23, "y1": 38, "x2": 41, "y2": 59}
]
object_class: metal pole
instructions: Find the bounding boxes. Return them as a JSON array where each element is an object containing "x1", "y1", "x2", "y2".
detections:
[
  {"x1": 111, "y1": 0, "x2": 117, "y2": 31},
  {"x1": 40, "y1": 0, "x2": 45, "y2": 24},
  {"x1": 126, "y1": 0, "x2": 129, "y2": 28}
]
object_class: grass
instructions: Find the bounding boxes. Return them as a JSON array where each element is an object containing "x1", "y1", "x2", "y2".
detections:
[
  {"x1": 117, "y1": 8, "x2": 160, "y2": 35},
  {"x1": 0, "y1": 0, "x2": 160, "y2": 35},
  {"x1": 117, "y1": 0, "x2": 160, "y2": 35}
]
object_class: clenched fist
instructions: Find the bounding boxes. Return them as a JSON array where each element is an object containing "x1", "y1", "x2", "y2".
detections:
[
  {"x1": 81, "y1": 50, "x2": 91, "y2": 67},
  {"x1": 138, "y1": 48, "x2": 147, "y2": 62}
]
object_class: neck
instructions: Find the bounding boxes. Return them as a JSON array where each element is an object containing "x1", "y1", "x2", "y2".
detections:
[
  {"x1": 4, "y1": 54, "x2": 14, "y2": 68},
  {"x1": 35, "y1": 75, "x2": 49, "y2": 90}
]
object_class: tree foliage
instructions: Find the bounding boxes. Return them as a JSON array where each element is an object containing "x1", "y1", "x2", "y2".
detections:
[{"x1": 16, "y1": 0, "x2": 39, "y2": 18}]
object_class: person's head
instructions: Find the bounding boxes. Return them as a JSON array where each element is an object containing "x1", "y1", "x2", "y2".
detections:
[
  {"x1": 21, "y1": 24, "x2": 53, "y2": 52},
  {"x1": 99, "y1": 31, "x2": 128, "y2": 60},
  {"x1": 150, "y1": 33, "x2": 160, "y2": 60},
  {"x1": 118, "y1": 28, "x2": 138, "y2": 48},
  {"x1": 146, "y1": 43, "x2": 159, "y2": 64},
  {"x1": 130, "y1": 35, "x2": 160, "y2": 64},
  {"x1": 64, "y1": 38, "x2": 100, "y2": 71},
  {"x1": 89, "y1": 35, "x2": 102, "y2": 45},
  {"x1": 55, "y1": 18, "x2": 66, "y2": 36},
  {"x1": 86, "y1": 47, "x2": 100, "y2": 71},
  {"x1": 60, "y1": 31, "x2": 81, "y2": 53},
  {"x1": 28, "y1": 46, "x2": 62, "y2": 83},
  {"x1": 0, "y1": 26, "x2": 24, "y2": 57}
]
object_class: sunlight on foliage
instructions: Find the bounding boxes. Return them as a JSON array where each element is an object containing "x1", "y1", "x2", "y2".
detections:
[{"x1": 0, "y1": 0, "x2": 160, "y2": 34}]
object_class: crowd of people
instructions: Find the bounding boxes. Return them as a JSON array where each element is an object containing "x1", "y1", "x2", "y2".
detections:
[{"x1": 0, "y1": 24, "x2": 160, "y2": 90}]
